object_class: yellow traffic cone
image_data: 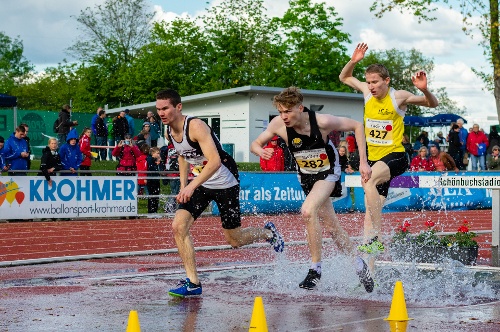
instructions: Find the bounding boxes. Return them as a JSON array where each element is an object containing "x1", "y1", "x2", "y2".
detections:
[
  {"x1": 249, "y1": 296, "x2": 268, "y2": 331},
  {"x1": 126, "y1": 310, "x2": 141, "y2": 332},
  {"x1": 387, "y1": 320, "x2": 408, "y2": 332},
  {"x1": 384, "y1": 280, "x2": 412, "y2": 321}
]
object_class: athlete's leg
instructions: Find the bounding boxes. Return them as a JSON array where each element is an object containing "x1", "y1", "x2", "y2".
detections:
[
  {"x1": 319, "y1": 198, "x2": 355, "y2": 255},
  {"x1": 171, "y1": 209, "x2": 199, "y2": 284},
  {"x1": 362, "y1": 161, "x2": 390, "y2": 243},
  {"x1": 223, "y1": 227, "x2": 272, "y2": 248},
  {"x1": 301, "y1": 180, "x2": 336, "y2": 263}
]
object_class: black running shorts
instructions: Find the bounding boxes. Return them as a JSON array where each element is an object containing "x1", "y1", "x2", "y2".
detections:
[
  {"x1": 179, "y1": 184, "x2": 241, "y2": 229},
  {"x1": 368, "y1": 151, "x2": 409, "y2": 197}
]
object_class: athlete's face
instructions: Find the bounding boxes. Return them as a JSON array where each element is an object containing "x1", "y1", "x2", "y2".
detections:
[
  {"x1": 156, "y1": 99, "x2": 180, "y2": 125},
  {"x1": 277, "y1": 103, "x2": 303, "y2": 127},
  {"x1": 365, "y1": 72, "x2": 390, "y2": 99}
]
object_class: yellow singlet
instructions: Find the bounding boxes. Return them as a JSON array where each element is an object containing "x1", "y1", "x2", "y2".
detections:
[{"x1": 364, "y1": 88, "x2": 405, "y2": 161}]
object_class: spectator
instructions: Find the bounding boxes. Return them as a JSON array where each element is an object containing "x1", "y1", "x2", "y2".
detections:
[
  {"x1": 147, "y1": 147, "x2": 165, "y2": 213},
  {"x1": 488, "y1": 126, "x2": 500, "y2": 154},
  {"x1": 4, "y1": 126, "x2": 29, "y2": 176},
  {"x1": 39, "y1": 137, "x2": 62, "y2": 187},
  {"x1": 79, "y1": 127, "x2": 93, "y2": 176},
  {"x1": 160, "y1": 138, "x2": 180, "y2": 213},
  {"x1": 466, "y1": 123, "x2": 489, "y2": 171},
  {"x1": 402, "y1": 134, "x2": 413, "y2": 159},
  {"x1": 135, "y1": 129, "x2": 150, "y2": 149},
  {"x1": 436, "y1": 131, "x2": 445, "y2": 144},
  {"x1": 124, "y1": 109, "x2": 135, "y2": 137},
  {"x1": 113, "y1": 111, "x2": 129, "y2": 143},
  {"x1": 328, "y1": 130, "x2": 341, "y2": 148},
  {"x1": 487, "y1": 145, "x2": 500, "y2": 170},
  {"x1": 56, "y1": 104, "x2": 78, "y2": 143},
  {"x1": 0, "y1": 136, "x2": 9, "y2": 173},
  {"x1": 259, "y1": 135, "x2": 285, "y2": 171},
  {"x1": 447, "y1": 124, "x2": 462, "y2": 169},
  {"x1": 338, "y1": 146, "x2": 354, "y2": 173},
  {"x1": 148, "y1": 116, "x2": 161, "y2": 147},
  {"x1": 412, "y1": 135, "x2": 425, "y2": 158},
  {"x1": 456, "y1": 118, "x2": 468, "y2": 170},
  {"x1": 276, "y1": 136, "x2": 296, "y2": 171},
  {"x1": 90, "y1": 107, "x2": 103, "y2": 137},
  {"x1": 144, "y1": 110, "x2": 155, "y2": 123},
  {"x1": 20, "y1": 123, "x2": 32, "y2": 170},
  {"x1": 136, "y1": 143, "x2": 150, "y2": 195},
  {"x1": 428, "y1": 137, "x2": 441, "y2": 152},
  {"x1": 345, "y1": 132, "x2": 356, "y2": 154},
  {"x1": 410, "y1": 146, "x2": 433, "y2": 171},
  {"x1": 59, "y1": 128, "x2": 82, "y2": 176},
  {"x1": 141, "y1": 122, "x2": 152, "y2": 147},
  {"x1": 107, "y1": 117, "x2": 115, "y2": 161},
  {"x1": 95, "y1": 110, "x2": 108, "y2": 162},
  {"x1": 112, "y1": 134, "x2": 141, "y2": 176},
  {"x1": 428, "y1": 145, "x2": 458, "y2": 172}
]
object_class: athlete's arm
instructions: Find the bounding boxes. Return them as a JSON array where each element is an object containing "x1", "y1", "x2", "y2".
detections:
[
  {"x1": 319, "y1": 115, "x2": 371, "y2": 182},
  {"x1": 251, "y1": 116, "x2": 287, "y2": 160},
  {"x1": 177, "y1": 155, "x2": 189, "y2": 190},
  {"x1": 398, "y1": 71, "x2": 439, "y2": 108},
  {"x1": 339, "y1": 43, "x2": 370, "y2": 96}
]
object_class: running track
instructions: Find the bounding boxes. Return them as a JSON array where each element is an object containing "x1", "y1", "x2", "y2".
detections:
[{"x1": 0, "y1": 210, "x2": 493, "y2": 264}]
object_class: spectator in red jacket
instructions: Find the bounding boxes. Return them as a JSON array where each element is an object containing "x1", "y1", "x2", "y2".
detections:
[
  {"x1": 466, "y1": 123, "x2": 489, "y2": 170},
  {"x1": 410, "y1": 146, "x2": 433, "y2": 171},
  {"x1": 79, "y1": 127, "x2": 93, "y2": 176},
  {"x1": 345, "y1": 132, "x2": 356, "y2": 154},
  {"x1": 136, "y1": 144, "x2": 150, "y2": 195},
  {"x1": 260, "y1": 135, "x2": 285, "y2": 171},
  {"x1": 112, "y1": 134, "x2": 142, "y2": 176}
]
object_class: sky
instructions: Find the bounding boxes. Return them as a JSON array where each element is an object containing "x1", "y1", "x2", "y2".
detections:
[{"x1": 1, "y1": 0, "x2": 498, "y2": 133}]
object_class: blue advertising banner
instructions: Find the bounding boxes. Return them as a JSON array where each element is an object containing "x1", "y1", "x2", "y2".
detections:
[
  {"x1": 352, "y1": 171, "x2": 494, "y2": 212},
  {"x1": 212, "y1": 172, "x2": 352, "y2": 215}
]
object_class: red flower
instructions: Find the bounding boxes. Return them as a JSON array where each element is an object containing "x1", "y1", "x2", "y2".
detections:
[
  {"x1": 403, "y1": 221, "x2": 411, "y2": 228},
  {"x1": 399, "y1": 226, "x2": 407, "y2": 233},
  {"x1": 458, "y1": 225, "x2": 469, "y2": 233},
  {"x1": 425, "y1": 220, "x2": 435, "y2": 228}
]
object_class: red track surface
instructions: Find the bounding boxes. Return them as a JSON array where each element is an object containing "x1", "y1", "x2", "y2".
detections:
[{"x1": 0, "y1": 210, "x2": 493, "y2": 263}]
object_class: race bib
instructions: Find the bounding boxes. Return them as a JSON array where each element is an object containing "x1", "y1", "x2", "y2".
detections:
[
  {"x1": 365, "y1": 118, "x2": 394, "y2": 145},
  {"x1": 294, "y1": 148, "x2": 330, "y2": 174}
]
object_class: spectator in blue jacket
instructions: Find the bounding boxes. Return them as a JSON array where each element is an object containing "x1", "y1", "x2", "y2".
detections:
[
  {"x1": 59, "y1": 128, "x2": 83, "y2": 176},
  {"x1": 124, "y1": 109, "x2": 135, "y2": 137},
  {"x1": 90, "y1": 107, "x2": 103, "y2": 137},
  {"x1": 4, "y1": 126, "x2": 29, "y2": 176},
  {"x1": 0, "y1": 135, "x2": 8, "y2": 173},
  {"x1": 148, "y1": 116, "x2": 161, "y2": 147}
]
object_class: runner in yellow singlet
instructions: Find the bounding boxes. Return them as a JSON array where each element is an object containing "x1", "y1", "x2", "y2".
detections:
[{"x1": 339, "y1": 43, "x2": 439, "y2": 272}]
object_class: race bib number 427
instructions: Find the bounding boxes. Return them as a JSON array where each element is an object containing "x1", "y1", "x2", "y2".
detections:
[{"x1": 365, "y1": 118, "x2": 393, "y2": 145}]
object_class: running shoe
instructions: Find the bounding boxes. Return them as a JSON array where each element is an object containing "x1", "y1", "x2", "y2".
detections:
[
  {"x1": 168, "y1": 278, "x2": 202, "y2": 298},
  {"x1": 264, "y1": 221, "x2": 284, "y2": 253},
  {"x1": 357, "y1": 236, "x2": 385, "y2": 255},
  {"x1": 299, "y1": 269, "x2": 321, "y2": 290},
  {"x1": 355, "y1": 257, "x2": 374, "y2": 293}
]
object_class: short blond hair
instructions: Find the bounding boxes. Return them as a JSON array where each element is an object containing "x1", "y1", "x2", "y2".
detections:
[
  {"x1": 273, "y1": 86, "x2": 303, "y2": 109},
  {"x1": 150, "y1": 147, "x2": 160, "y2": 155}
]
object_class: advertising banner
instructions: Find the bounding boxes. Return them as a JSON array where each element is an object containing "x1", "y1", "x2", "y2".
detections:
[
  {"x1": 213, "y1": 172, "x2": 352, "y2": 215},
  {"x1": 0, "y1": 176, "x2": 138, "y2": 219}
]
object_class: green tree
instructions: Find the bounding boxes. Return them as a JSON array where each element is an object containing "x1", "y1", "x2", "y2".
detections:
[
  {"x1": 68, "y1": 0, "x2": 154, "y2": 65},
  {"x1": 369, "y1": 1, "x2": 500, "y2": 122},
  {"x1": 273, "y1": 0, "x2": 352, "y2": 91},
  {"x1": 200, "y1": 0, "x2": 285, "y2": 90},
  {"x1": 0, "y1": 32, "x2": 33, "y2": 94}
]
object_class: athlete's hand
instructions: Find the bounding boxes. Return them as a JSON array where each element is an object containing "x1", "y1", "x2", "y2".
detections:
[
  {"x1": 176, "y1": 185, "x2": 195, "y2": 204},
  {"x1": 351, "y1": 43, "x2": 368, "y2": 63},
  {"x1": 260, "y1": 148, "x2": 274, "y2": 160},
  {"x1": 359, "y1": 162, "x2": 372, "y2": 183},
  {"x1": 411, "y1": 71, "x2": 428, "y2": 91}
]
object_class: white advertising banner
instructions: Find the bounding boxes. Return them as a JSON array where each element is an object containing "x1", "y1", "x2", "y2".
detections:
[{"x1": 0, "y1": 176, "x2": 138, "y2": 220}]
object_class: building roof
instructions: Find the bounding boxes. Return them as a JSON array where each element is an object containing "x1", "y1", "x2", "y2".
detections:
[{"x1": 106, "y1": 85, "x2": 363, "y2": 117}]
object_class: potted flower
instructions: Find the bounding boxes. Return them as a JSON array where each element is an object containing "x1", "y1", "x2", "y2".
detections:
[{"x1": 391, "y1": 219, "x2": 478, "y2": 265}]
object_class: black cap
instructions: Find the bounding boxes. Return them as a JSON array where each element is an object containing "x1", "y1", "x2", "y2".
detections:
[{"x1": 124, "y1": 109, "x2": 130, "y2": 113}]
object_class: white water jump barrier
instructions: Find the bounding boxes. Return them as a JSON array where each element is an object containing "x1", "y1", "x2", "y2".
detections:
[{"x1": 345, "y1": 172, "x2": 500, "y2": 266}]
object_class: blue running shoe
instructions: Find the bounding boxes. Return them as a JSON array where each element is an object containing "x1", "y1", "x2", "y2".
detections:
[
  {"x1": 264, "y1": 222, "x2": 284, "y2": 252},
  {"x1": 168, "y1": 278, "x2": 202, "y2": 298}
]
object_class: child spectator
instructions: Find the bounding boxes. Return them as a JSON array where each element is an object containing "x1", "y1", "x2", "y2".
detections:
[
  {"x1": 135, "y1": 129, "x2": 150, "y2": 149},
  {"x1": 39, "y1": 137, "x2": 62, "y2": 187},
  {"x1": 259, "y1": 135, "x2": 284, "y2": 171},
  {"x1": 147, "y1": 147, "x2": 165, "y2": 213},
  {"x1": 59, "y1": 128, "x2": 83, "y2": 175},
  {"x1": 338, "y1": 146, "x2": 354, "y2": 173},
  {"x1": 410, "y1": 146, "x2": 433, "y2": 171},
  {"x1": 112, "y1": 134, "x2": 141, "y2": 176},
  {"x1": 79, "y1": 127, "x2": 93, "y2": 176},
  {"x1": 136, "y1": 144, "x2": 150, "y2": 195}
]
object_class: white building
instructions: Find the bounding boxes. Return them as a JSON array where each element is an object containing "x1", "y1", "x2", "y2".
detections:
[{"x1": 107, "y1": 86, "x2": 364, "y2": 162}]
